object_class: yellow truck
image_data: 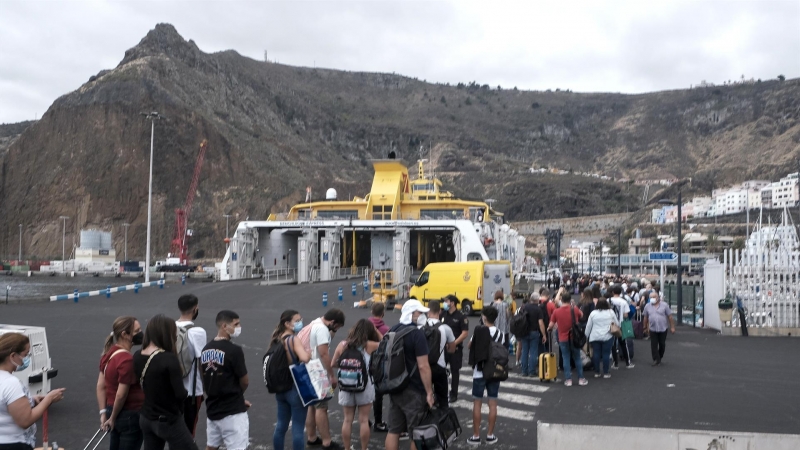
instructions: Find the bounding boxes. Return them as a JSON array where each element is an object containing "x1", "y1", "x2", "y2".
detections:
[{"x1": 409, "y1": 260, "x2": 513, "y2": 315}]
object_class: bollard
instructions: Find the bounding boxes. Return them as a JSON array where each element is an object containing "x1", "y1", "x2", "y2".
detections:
[
  {"x1": 134, "y1": 282, "x2": 139, "y2": 294},
  {"x1": 322, "y1": 292, "x2": 328, "y2": 307},
  {"x1": 159, "y1": 279, "x2": 164, "y2": 289},
  {"x1": 363, "y1": 279, "x2": 369, "y2": 291},
  {"x1": 338, "y1": 287, "x2": 343, "y2": 302},
  {"x1": 352, "y1": 282, "x2": 357, "y2": 296},
  {"x1": 106, "y1": 285, "x2": 111, "y2": 299},
  {"x1": 73, "y1": 288, "x2": 79, "y2": 303},
  {"x1": 182, "y1": 274, "x2": 186, "y2": 285}
]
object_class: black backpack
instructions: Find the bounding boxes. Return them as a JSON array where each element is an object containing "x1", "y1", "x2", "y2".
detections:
[
  {"x1": 263, "y1": 335, "x2": 294, "y2": 394},
  {"x1": 509, "y1": 307, "x2": 530, "y2": 338},
  {"x1": 370, "y1": 325, "x2": 418, "y2": 396},
  {"x1": 422, "y1": 322, "x2": 444, "y2": 367},
  {"x1": 336, "y1": 345, "x2": 368, "y2": 393},
  {"x1": 569, "y1": 306, "x2": 587, "y2": 349},
  {"x1": 484, "y1": 329, "x2": 509, "y2": 382}
]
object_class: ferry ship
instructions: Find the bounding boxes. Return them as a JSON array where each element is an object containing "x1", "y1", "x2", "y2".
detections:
[{"x1": 219, "y1": 156, "x2": 526, "y2": 300}]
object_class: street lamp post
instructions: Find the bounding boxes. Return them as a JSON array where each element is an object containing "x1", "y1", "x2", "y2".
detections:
[
  {"x1": 599, "y1": 240, "x2": 604, "y2": 275},
  {"x1": 659, "y1": 190, "x2": 684, "y2": 325},
  {"x1": 617, "y1": 228, "x2": 622, "y2": 277},
  {"x1": 142, "y1": 111, "x2": 162, "y2": 282},
  {"x1": 18, "y1": 224, "x2": 22, "y2": 262},
  {"x1": 59, "y1": 216, "x2": 69, "y2": 271},
  {"x1": 122, "y1": 223, "x2": 130, "y2": 261}
]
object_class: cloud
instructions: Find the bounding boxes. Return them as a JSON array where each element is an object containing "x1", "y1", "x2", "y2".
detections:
[{"x1": 0, "y1": 0, "x2": 798, "y2": 123}]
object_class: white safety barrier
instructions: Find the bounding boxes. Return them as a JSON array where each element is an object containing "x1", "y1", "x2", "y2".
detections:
[{"x1": 538, "y1": 422, "x2": 800, "y2": 450}]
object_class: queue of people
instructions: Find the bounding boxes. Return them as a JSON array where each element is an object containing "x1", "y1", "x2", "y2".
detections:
[{"x1": 0, "y1": 274, "x2": 677, "y2": 450}]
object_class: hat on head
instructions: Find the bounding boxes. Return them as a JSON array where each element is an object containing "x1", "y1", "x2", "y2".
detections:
[
  {"x1": 442, "y1": 294, "x2": 460, "y2": 305},
  {"x1": 400, "y1": 299, "x2": 430, "y2": 324}
]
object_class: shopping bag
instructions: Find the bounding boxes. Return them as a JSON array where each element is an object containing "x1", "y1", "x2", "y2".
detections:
[
  {"x1": 620, "y1": 320, "x2": 635, "y2": 340},
  {"x1": 290, "y1": 358, "x2": 334, "y2": 407}
]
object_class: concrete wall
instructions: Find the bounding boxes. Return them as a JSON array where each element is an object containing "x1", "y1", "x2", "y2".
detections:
[
  {"x1": 513, "y1": 213, "x2": 633, "y2": 250},
  {"x1": 538, "y1": 422, "x2": 800, "y2": 450}
]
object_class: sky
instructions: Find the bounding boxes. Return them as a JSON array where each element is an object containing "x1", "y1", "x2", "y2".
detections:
[{"x1": 1, "y1": 0, "x2": 798, "y2": 124}]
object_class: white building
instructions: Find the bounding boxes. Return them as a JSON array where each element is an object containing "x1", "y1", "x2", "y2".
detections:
[
  {"x1": 690, "y1": 196, "x2": 712, "y2": 218},
  {"x1": 766, "y1": 173, "x2": 799, "y2": 208}
]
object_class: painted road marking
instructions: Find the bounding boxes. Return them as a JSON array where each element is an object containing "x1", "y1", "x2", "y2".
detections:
[
  {"x1": 450, "y1": 399, "x2": 534, "y2": 421},
  {"x1": 460, "y1": 367, "x2": 542, "y2": 381},
  {"x1": 456, "y1": 386, "x2": 541, "y2": 406},
  {"x1": 459, "y1": 374, "x2": 550, "y2": 393}
]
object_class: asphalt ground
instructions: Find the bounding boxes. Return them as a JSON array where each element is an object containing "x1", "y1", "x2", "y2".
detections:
[{"x1": 1, "y1": 279, "x2": 798, "y2": 450}]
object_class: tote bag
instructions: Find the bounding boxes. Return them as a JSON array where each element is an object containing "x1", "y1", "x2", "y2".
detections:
[
  {"x1": 620, "y1": 319, "x2": 635, "y2": 340},
  {"x1": 290, "y1": 358, "x2": 334, "y2": 407}
]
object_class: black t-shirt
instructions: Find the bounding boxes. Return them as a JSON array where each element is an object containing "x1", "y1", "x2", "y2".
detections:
[
  {"x1": 443, "y1": 310, "x2": 469, "y2": 350},
  {"x1": 389, "y1": 323, "x2": 429, "y2": 393},
  {"x1": 133, "y1": 350, "x2": 187, "y2": 422},
  {"x1": 523, "y1": 303, "x2": 543, "y2": 331},
  {"x1": 201, "y1": 339, "x2": 248, "y2": 420},
  {"x1": 579, "y1": 302, "x2": 595, "y2": 325}
]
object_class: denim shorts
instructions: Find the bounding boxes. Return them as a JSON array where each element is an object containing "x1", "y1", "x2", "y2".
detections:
[{"x1": 471, "y1": 376, "x2": 500, "y2": 399}]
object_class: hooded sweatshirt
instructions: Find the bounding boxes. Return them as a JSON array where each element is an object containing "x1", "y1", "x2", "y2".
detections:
[{"x1": 369, "y1": 317, "x2": 389, "y2": 335}]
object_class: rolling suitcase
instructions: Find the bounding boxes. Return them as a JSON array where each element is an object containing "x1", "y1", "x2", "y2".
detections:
[
  {"x1": 412, "y1": 407, "x2": 462, "y2": 450},
  {"x1": 632, "y1": 311, "x2": 644, "y2": 339},
  {"x1": 538, "y1": 341, "x2": 557, "y2": 382}
]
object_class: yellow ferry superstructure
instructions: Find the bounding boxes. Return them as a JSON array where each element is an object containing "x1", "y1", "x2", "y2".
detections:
[{"x1": 219, "y1": 158, "x2": 525, "y2": 303}]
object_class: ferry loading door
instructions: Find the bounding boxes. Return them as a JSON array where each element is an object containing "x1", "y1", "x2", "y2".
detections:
[
  {"x1": 320, "y1": 228, "x2": 342, "y2": 281},
  {"x1": 297, "y1": 229, "x2": 318, "y2": 283},
  {"x1": 393, "y1": 228, "x2": 411, "y2": 285}
]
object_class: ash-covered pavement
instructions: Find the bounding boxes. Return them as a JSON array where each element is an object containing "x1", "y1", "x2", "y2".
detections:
[{"x1": 2, "y1": 279, "x2": 798, "y2": 449}]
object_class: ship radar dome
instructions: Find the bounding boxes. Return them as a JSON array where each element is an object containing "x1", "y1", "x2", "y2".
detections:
[{"x1": 326, "y1": 188, "x2": 338, "y2": 200}]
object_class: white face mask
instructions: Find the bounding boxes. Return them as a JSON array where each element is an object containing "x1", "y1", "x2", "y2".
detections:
[
  {"x1": 229, "y1": 325, "x2": 242, "y2": 338},
  {"x1": 416, "y1": 314, "x2": 428, "y2": 327}
]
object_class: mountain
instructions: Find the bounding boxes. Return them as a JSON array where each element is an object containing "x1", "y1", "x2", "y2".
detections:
[{"x1": 1, "y1": 23, "x2": 799, "y2": 260}]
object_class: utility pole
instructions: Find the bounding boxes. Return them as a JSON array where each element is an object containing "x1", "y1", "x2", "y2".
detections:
[
  {"x1": 18, "y1": 224, "x2": 22, "y2": 262},
  {"x1": 122, "y1": 223, "x2": 130, "y2": 261},
  {"x1": 59, "y1": 216, "x2": 69, "y2": 271},
  {"x1": 677, "y1": 190, "x2": 683, "y2": 325},
  {"x1": 142, "y1": 111, "x2": 162, "y2": 282},
  {"x1": 617, "y1": 228, "x2": 622, "y2": 277},
  {"x1": 223, "y1": 214, "x2": 232, "y2": 239}
]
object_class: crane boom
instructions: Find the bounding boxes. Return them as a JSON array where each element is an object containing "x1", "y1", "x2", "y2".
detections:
[{"x1": 169, "y1": 139, "x2": 207, "y2": 266}]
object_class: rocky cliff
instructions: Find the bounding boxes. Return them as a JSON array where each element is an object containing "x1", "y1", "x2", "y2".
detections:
[{"x1": 1, "y1": 24, "x2": 798, "y2": 260}]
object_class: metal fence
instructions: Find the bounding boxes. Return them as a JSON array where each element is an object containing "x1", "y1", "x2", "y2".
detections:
[
  {"x1": 662, "y1": 283, "x2": 704, "y2": 327},
  {"x1": 263, "y1": 268, "x2": 297, "y2": 283},
  {"x1": 723, "y1": 248, "x2": 800, "y2": 329}
]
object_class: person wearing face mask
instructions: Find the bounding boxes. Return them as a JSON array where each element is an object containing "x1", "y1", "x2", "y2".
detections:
[
  {"x1": 175, "y1": 294, "x2": 207, "y2": 437},
  {"x1": 201, "y1": 310, "x2": 250, "y2": 450},
  {"x1": 0, "y1": 333, "x2": 65, "y2": 450},
  {"x1": 419, "y1": 301, "x2": 455, "y2": 410},
  {"x1": 298, "y1": 309, "x2": 345, "y2": 450},
  {"x1": 97, "y1": 316, "x2": 144, "y2": 450},
  {"x1": 643, "y1": 292, "x2": 676, "y2": 366},
  {"x1": 270, "y1": 310, "x2": 311, "y2": 450}
]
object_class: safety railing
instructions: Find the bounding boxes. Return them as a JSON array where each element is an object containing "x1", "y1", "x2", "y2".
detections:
[{"x1": 263, "y1": 268, "x2": 297, "y2": 283}]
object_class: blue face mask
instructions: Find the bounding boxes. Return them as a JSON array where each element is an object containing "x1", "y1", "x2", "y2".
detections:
[
  {"x1": 442, "y1": 303, "x2": 450, "y2": 311},
  {"x1": 293, "y1": 320, "x2": 304, "y2": 333},
  {"x1": 14, "y1": 354, "x2": 31, "y2": 372}
]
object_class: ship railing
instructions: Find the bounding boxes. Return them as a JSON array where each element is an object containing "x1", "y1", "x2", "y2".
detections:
[
  {"x1": 263, "y1": 268, "x2": 297, "y2": 283},
  {"x1": 336, "y1": 266, "x2": 368, "y2": 279}
]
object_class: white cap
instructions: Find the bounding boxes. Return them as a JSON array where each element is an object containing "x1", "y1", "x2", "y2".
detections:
[{"x1": 400, "y1": 299, "x2": 430, "y2": 324}]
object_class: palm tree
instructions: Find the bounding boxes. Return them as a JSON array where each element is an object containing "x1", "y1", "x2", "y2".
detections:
[{"x1": 706, "y1": 234, "x2": 721, "y2": 254}]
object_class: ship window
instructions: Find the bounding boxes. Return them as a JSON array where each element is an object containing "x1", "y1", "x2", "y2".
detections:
[
  {"x1": 413, "y1": 183, "x2": 435, "y2": 192},
  {"x1": 315, "y1": 210, "x2": 358, "y2": 219},
  {"x1": 372, "y1": 205, "x2": 393, "y2": 220},
  {"x1": 420, "y1": 209, "x2": 466, "y2": 220}
]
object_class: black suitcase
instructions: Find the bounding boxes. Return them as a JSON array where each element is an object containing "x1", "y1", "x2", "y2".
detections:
[{"x1": 412, "y1": 407, "x2": 462, "y2": 450}]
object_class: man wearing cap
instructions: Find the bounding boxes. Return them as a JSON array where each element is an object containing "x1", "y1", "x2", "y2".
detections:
[
  {"x1": 442, "y1": 294, "x2": 469, "y2": 402},
  {"x1": 385, "y1": 300, "x2": 435, "y2": 450}
]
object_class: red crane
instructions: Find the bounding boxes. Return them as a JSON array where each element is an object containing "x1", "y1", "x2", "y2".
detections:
[{"x1": 169, "y1": 139, "x2": 207, "y2": 266}]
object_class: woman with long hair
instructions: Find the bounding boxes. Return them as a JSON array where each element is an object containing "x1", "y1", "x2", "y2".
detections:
[
  {"x1": 0, "y1": 333, "x2": 65, "y2": 450},
  {"x1": 96, "y1": 316, "x2": 144, "y2": 450},
  {"x1": 585, "y1": 298, "x2": 619, "y2": 378},
  {"x1": 331, "y1": 319, "x2": 381, "y2": 450},
  {"x1": 133, "y1": 315, "x2": 197, "y2": 450},
  {"x1": 271, "y1": 309, "x2": 311, "y2": 450}
]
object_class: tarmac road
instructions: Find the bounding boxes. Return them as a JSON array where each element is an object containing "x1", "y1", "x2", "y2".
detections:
[{"x1": 1, "y1": 279, "x2": 798, "y2": 449}]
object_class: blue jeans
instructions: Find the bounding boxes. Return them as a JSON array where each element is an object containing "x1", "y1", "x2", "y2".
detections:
[
  {"x1": 519, "y1": 331, "x2": 541, "y2": 376},
  {"x1": 274, "y1": 388, "x2": 308, "y2": 450},
  {"x1": 105, "y1": 407, "x2": 143, "y2": 450},
  {"x1": 591, "y1": 338, "x2": 614, "y2": 375},
  {"x1": 558, "y1": 341, "x2": 584, "y2": 380}
]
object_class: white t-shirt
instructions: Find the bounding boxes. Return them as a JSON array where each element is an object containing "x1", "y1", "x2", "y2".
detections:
[
  {"x1": 176, "y1": 320, "x2": 207, "y2": 396},
  {"x1": 609, "y1": 296, "x2": 629, "y2": 323},
  {"x1": 309, "y1": 319, "x2": 332, "y2": 360},
  {"x1": 472, "y1": 326, "x2": 504, "y2": 379},
  {"x1": 422, "y1": 318, "x2": 455, "y2": 368},
  {"x1": 0, "y1": 370, "x2": 36, "y2": 447}
]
